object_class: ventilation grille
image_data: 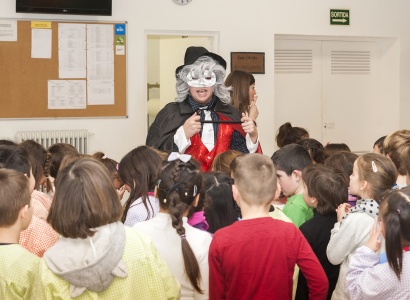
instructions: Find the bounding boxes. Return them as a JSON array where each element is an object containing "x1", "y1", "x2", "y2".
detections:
[
  {"x1": 275, "y1": 49, "x2": 313, "y2": 74},
  {"x1": 331, "y1": 50, "x2": 371, "y2": 74}
]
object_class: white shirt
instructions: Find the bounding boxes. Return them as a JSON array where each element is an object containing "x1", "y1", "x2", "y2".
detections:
[
  {"x1": 346, "y1": 246, "x2": 410, "y2": 300},
  {"x1": 174, "y1": 125, "x2": 259, "y2": 153},
  {"x1": 123, "y1": 195, "x2": 159, "y2": 227},
  {"x1": 134, "y1": 213, "x2": 212, "y2": 300}
]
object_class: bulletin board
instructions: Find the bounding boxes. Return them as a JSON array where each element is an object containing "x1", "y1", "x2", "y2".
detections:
[{"x1": 0, "y1": 20, "x2": 127, "y2": 118}]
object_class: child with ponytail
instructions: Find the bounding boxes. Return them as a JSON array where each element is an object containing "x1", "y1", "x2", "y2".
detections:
[
  {"x1": 346, "y1": 186, "x2": 410, "y2": 299},
  {"x1": 326, "y1": 153, "x2": 397, "y2": 300},
  {"x1": 134, "y1": 153, "x2": 212, "y2": 299}
]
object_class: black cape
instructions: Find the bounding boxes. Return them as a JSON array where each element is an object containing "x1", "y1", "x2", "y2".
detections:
[{"x1": 146, "y1": 96, "x2": 242, "y2": 152}]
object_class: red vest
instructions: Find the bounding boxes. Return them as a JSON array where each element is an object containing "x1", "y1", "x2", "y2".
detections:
[{"x1": 185, "y1": 113, "x2": 234, "y2": 172}]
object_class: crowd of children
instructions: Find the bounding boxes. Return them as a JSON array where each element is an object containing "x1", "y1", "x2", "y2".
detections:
[{"x1": 0, "y1": 127, "x2": 409, "y2": 299}]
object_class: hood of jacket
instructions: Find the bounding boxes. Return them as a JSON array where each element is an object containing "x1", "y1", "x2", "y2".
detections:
[{"x1": 43, "y1": 221, "x2": 127, "y2": 298}]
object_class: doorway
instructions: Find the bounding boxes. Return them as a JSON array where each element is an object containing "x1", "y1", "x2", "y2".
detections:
[{"x1": 146, "y1": 33, "x2": 216, "y2": 128}]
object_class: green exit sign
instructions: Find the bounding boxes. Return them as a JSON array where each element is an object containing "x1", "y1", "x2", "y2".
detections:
[{"x1": 330, "y1": 9, "x2": 350, "y2": 25}]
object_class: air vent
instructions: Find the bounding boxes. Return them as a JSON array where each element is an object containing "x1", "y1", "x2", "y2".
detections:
[
  {"x1": 331, "y1": 50, "x2": 371, "y2": 74},
  {"x1": 275, "y1": 49, "x2": 313, "y2": 74}
]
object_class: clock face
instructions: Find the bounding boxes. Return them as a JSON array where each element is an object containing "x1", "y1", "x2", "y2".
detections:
[{"x1": 174, "y1": 0, "x2": 192, "y2": 5}]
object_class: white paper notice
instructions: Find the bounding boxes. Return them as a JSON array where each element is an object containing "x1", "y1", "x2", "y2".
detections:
[
  {"x1": 88, "y1": 80, "x2": 114, "y2": 105},
  {"x1": 87, "y1": 24, "x2": 113, "y2": 48},
  {"x1": 48, "y1": 80, "x2": 86, "y2": 109},
  {"x1": 32, "y1": 29, "x2": 52, "y2": 58},
  {"x1": 0, "y1": 20, "x2": 17, "y2": 41},
  {"x1": 58, "y1": 23, "x2": 86, "y2": 78},
  {"x1": 59, "y1": 49, "x2": 87, "y2": 78},
  {"x1": 58, "y1": 23, "x2": 86, "y2": 40},
  {"x1": 116, "y1": 45, "x2": 125, "y2": 55}
]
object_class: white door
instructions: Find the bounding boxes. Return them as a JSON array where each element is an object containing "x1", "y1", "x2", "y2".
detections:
[
  {"x1": 275, "y1": 39, "x2": 378, "y2": 153},
  {"x1": 321, "y1": 41, "x2": 378, "y2": 152},
  {"x1": 274, "y1": 40, "x2": 323, "y2": 145}
]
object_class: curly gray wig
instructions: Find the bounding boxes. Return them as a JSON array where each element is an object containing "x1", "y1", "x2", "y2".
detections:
[{"x1": 175, "y1": 56, "x2": 231, "y2": 104}]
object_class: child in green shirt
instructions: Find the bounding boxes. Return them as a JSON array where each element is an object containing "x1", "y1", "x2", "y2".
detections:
[{"x1": 271, "y1": 144, "x2": 314, "y2": 227}]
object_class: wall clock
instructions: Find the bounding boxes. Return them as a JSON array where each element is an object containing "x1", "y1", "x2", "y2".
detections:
[{"x1": 173, "y1": 0, "x2": 192, "y2": 5}]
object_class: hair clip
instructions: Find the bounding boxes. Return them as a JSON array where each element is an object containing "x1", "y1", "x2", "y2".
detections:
[
  {"x1": 397, "y1": 209, "x2": 401, "y2": 215},
  {"x1": 116, "y1": 163, "x2": 119, "y2": 171},
  {"x1": 102, "y1": 155, "x2": 107, "y2": 159},
  {"x1": 168, "y1": 152, "x2": 191, "y2": 163},
  {"x1": 157, "y1": 179, "x2": 161, "y2": 187},
  {"x1": 371, "y1": 161, "x2": 378, "y2": 173},
  {"x1": 180, "y1": 234, "x2": 186, "y2": 239},
  {"x1": 193, "y1": 185, "x2": 198, "y2": 197}
]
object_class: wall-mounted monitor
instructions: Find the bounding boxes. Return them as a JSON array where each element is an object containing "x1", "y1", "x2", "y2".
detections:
[{"x1": 16, "y1": 0, "x2": 112, "y2": 16}]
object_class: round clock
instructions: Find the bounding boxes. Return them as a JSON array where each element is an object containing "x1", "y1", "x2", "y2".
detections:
[{"x1": 173, "y1": 0, "x2": 192, "y2": 5}]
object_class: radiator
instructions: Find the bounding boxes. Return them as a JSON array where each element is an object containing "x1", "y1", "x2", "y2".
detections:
[{"x1": 15, "y1": 130, "x2": 90, "y2": 154}]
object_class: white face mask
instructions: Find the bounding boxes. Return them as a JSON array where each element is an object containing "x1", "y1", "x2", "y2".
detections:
[{"x1": 187, "y1": 70, "x2": 216, "y2": 87}]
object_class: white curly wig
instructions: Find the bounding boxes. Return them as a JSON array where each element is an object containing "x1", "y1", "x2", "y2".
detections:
[{"x1": 175, "y1": 56, "x2": 231, "y2": 104}]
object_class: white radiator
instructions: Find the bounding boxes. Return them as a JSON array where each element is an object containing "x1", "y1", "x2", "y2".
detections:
[{"x1": 15, "y1": 130, "x2": 90, "y2": 154}]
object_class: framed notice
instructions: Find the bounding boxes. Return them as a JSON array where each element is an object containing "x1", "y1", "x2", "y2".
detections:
[{"x1": 230, "y1": 52, "x2": 265, "y2": 74}]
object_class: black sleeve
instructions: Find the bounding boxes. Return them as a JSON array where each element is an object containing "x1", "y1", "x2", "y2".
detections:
[{"x1": 230, "y1": 130, "x2": 249, "y2": 153}]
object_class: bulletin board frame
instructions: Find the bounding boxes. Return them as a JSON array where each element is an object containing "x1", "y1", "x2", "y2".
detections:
[{"x1": 0, "y1": 19, "x2": 127, "y2": 119}]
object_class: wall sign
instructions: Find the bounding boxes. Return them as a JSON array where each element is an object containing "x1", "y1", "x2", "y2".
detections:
[
  {"x1": 330, "y1": 9, "x2": 350, "y2": 25},
  {"x1": 231, "y1": 52, "x2": 265, "y2": 74}
]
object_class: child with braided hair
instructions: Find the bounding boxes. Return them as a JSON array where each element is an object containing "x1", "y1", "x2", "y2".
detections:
[{"x1": 134, "y1": 153, "x2": 212, "y2": 299}]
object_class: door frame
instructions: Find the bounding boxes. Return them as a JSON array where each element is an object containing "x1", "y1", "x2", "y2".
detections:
[{"x1": 144, "y1": 30, "x2": 220, "y2": 130}]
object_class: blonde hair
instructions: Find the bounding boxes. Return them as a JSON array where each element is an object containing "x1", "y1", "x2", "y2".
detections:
[
  {"x1": 383, "y1": 129, "x2": 410, "y2": 176},
  {"x1": 356, "y1": 153, "x2": 398, "y2": 202},
  {"x1": 232, "y1": 154, "x2": 277, "y2": 205}
]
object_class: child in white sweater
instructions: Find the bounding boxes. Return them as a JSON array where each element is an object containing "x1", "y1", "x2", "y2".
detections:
[{"x1": 326, "y1": 153, "x2": 397, "y2": 300}]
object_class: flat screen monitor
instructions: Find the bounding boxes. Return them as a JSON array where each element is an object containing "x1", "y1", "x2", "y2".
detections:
[{"x1": 16, "y1": 0, "x2": 112, "y2": 16}]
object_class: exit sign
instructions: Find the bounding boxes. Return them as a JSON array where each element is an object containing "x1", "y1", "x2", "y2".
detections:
[{"x1": 330, "y1": 9, "x2": 350, "y2": 25}]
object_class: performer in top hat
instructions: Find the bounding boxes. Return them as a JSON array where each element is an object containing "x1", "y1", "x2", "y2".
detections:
[{"x1": 146, "y1": 46, "x2": 261, "y2": 171}]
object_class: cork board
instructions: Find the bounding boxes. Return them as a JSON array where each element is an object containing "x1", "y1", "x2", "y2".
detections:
[
  {"x1": 0, "y1": 20, "x2": 126, "y2": 118},
  {"x1": 230, "y1": 52, "x2": 265, "y2": 74}
]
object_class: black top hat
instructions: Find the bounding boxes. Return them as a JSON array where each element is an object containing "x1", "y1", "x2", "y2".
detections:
[{"x1": 175, "y1": 46, "x2": 227, "y2": 78}]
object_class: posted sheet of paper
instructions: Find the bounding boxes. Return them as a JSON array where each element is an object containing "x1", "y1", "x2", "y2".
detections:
[
  {"x1": 87, "y1": 24, "x2": 114, "y2": 48},
  {"x1": 87, "y1": 24, "x2": 114, "y2": 81},
  {"x1": 58, "y1": 23, "x2": 86, "y2": 78},
  {"x1": 0, "y1": 20, "x2": 17, "y2": 41},
  {"x1": 59, "y1": 23, "x2": 86, "y2": 40},
  {"x1": 87, "y1": 80, "x2": 114, "y2": 105},
  {"x1": 48, "y1": 80, "x2": 86, "y2": 109},
  {"x1": 31, "y1": 29, "x2": 52, "y2": 58},
  {"x1": 59, "y1": 49, "x2": 87, "y2": 78},
  {"x1": 87, "y1": 48, "x2": 114, "y2": 80}
]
